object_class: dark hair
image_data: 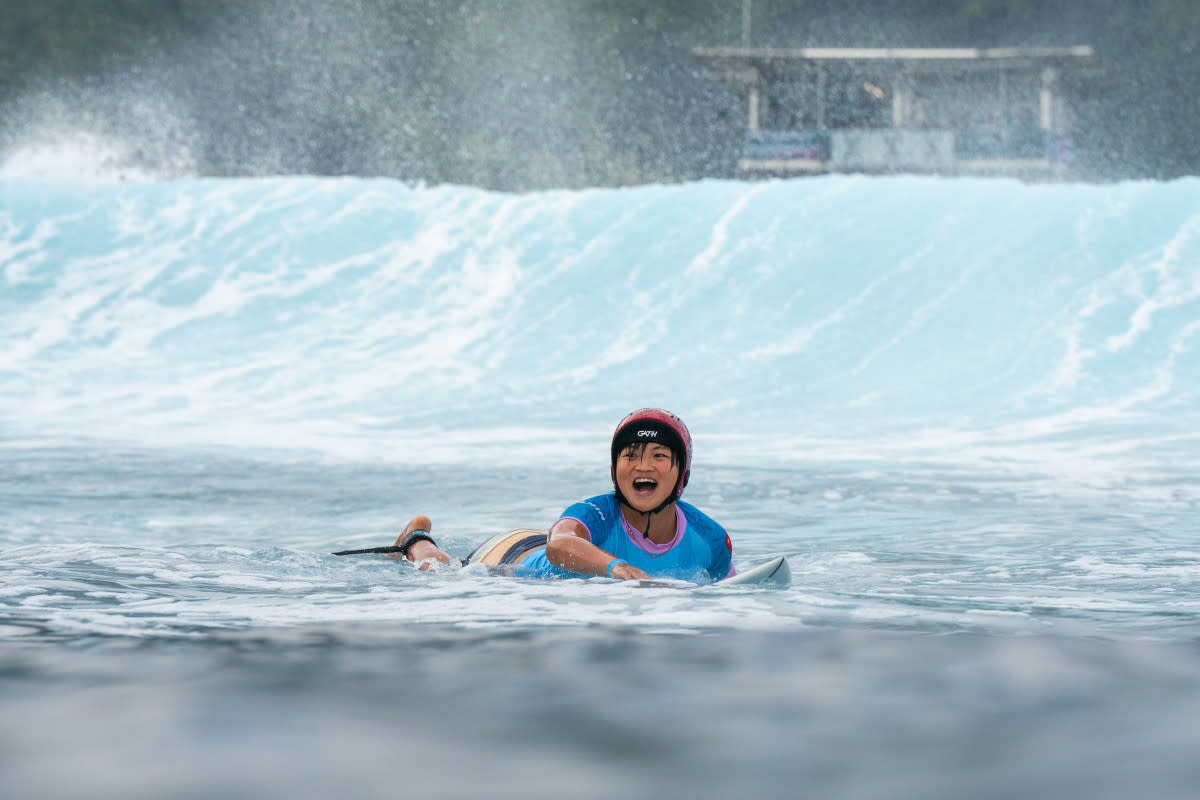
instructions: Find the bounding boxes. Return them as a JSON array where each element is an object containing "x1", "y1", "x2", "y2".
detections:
[{"x1": 616, "y1": 440, "x2": 679, "y2": 469}]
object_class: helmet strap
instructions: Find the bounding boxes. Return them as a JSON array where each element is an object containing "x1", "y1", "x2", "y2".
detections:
[{"x1": 617, "y1": 495, "x2": 676, "y2": 539}]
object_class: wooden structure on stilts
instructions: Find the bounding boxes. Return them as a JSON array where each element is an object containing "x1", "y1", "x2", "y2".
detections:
[{"x1": 692, "y1": 46, "x2": 1100, "y2": 179}]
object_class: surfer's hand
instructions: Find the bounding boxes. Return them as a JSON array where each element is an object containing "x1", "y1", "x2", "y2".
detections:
[{"x1": 610, "y1": 562, "x2": 650, "y2": 580}]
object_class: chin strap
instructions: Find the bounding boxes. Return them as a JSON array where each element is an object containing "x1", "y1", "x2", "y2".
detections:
[{"x1": 617, "y1": 494, "x2": 674, "y2": 539}]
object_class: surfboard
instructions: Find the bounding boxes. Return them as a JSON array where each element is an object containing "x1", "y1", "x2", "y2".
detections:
[
  {"x1": 629, "y1": 555, "x2": 791, "y2": 589},
  {"x1": 340, "y1": 541, "x2": 791, "y2": 588},
  {"x1": 717, "y1": 555, "x2": 790, "y2": 586}
]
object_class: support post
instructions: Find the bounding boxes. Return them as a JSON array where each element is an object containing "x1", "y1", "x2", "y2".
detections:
[
  {"x1": 892, "y1": 72, "x2": 907, "y2": 128},
  {"x1": 1040, "y1": 66, "x2": 1058, "y2": 131},
  {"x1": 1000, "y1": 68, "x2": 1011, "y2": 146},
  {"x1": 816, "y1": 66, "x2": 827, "y2": 129}
]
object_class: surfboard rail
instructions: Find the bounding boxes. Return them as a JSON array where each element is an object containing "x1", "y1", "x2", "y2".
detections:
[{"x1": 718, "y1": 555, "x2": 791, "y2": 587}]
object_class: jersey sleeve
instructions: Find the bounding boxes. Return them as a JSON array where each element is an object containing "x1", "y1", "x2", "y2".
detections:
[
  {"x1": 680, "y1": 502, "x2": 733, "y2": 582},
  {"x1": 557, "y1": 496, "x2": 618, "y2": 551},
  {"x1": 708, "y1": 527, "x2": 734, "y2": 581}
]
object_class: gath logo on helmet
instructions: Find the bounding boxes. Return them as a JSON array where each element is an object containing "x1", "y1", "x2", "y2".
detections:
[{"x1": 610, "y1": 408, "x2": 693, "y2": 507}]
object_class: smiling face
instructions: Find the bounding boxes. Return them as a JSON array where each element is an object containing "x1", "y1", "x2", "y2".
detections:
[{"x1": 614, "y1": 442, "x2": 680, "y2": 513}]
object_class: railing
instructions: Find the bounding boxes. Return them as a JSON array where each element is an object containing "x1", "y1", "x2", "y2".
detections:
[
  {"x1": 742, "y1": 130, "x2": 830, "y2": 161},
  {"x1": 741, "y1": 128, "x2": 1073, "y2": 172}
]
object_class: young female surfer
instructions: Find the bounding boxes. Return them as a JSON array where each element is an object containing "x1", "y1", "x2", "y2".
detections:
[{"x1": 392, "y1": 408, "x2": 734, "y2": 584}]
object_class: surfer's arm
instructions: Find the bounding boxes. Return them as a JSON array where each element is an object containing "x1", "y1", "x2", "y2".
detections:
[{"x1": 545, "y1": 518, "x2": 649, "y2": 580}]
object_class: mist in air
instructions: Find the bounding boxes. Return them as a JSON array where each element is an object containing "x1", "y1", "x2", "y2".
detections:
[{"x1": 1, "y1": 0, "x2": 1197, "y2": 186}]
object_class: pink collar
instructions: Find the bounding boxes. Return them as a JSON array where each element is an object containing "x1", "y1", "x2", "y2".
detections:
[{"x1": 620, "y1": 506, "x2": 685, "y2": 555}]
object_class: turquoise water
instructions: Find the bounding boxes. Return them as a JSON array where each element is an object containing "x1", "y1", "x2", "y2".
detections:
[{"x1": 2, "y1": 173, "x2": 1199, "y2": 798}]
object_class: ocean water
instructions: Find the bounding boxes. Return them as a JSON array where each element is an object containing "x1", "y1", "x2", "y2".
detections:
[{"x1": 2, "y1": 166, "x2": 1200, "y2": 798}]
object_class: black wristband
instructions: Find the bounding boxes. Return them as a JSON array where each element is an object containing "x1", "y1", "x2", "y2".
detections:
[{"x1": 397, "y1": 530, "x2": 437, "y2": 558}]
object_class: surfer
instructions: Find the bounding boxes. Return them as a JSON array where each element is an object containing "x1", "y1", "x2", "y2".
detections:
[{"x1": 391, "y1": 409, "x2": 733, "y2": 583}]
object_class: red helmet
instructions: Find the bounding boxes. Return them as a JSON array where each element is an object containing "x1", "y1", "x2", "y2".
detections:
[{"x1": 610, "y1": 408, "x2": 692, "y2": 503}]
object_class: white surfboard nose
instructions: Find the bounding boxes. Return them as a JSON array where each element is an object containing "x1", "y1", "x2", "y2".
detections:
[{"x1": 720, "y1": 556, "x2": 791, "y2": 587}]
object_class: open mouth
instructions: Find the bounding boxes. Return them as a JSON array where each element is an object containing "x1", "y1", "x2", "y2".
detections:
[{"x1": 632, "y1": 478, "x2": 659, "y2": 496}]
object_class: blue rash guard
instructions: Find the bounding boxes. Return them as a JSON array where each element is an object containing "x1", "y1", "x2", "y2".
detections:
[{"x1": 512, "y1": 493, "x2": 733, "y2": 584}]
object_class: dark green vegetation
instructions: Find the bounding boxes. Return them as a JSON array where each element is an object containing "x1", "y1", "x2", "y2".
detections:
[{"x1": 1, "y1": 0, "x2": 1196, "y2": 186}]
